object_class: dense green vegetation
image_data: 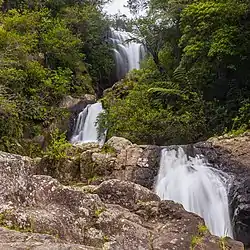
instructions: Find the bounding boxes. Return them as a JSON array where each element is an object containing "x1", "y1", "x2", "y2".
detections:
[
  {"x1": 101, "y1": 0, "x2": 250, "y2": 145},
  {"x1": 0, "y1": 0, "x2": 114, "y2": 153},
  {"x1": 1, "y1": 0, "x2": 250, "y2": 152}
]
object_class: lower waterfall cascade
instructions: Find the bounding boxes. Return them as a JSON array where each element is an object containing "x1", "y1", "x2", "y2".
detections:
[
  {"x1": 70, "y1": 102, "x2": 106, "y2": 145},
  {"x1": 155, "y1": 147, "x2": 233, "y2": 238}
]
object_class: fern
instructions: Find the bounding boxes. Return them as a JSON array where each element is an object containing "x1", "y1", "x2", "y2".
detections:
[
  {"x1": 148, "y1": 87, "x2": 187, "y2": 100},
  {"x1": 173, "y1": 66, "x2": 189, "y2": 84}
]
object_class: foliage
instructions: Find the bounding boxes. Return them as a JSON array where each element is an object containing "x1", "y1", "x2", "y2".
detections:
[
  {"x1": 2, "y1": 0, "x2": 250, "y2": 151},
  {"x1": 94, "y1": 207, "x2": 106, "y2": 217},
  {"x1": 100, "y1": 71, "x2": 206, "y2": 145},
  {"x1": 190, "y1": 235, "x2": 202, "y2": 249},
  {"x1": 179, "y1": 0, "x2": 250, "y2": 134},
  {"x1": 101, "y1": 0, "x2": 250, "y2": 144},
  {"x1": 0, "y1": 85, "x2": 23, "y2": 151},
  {"x1": 103, "y1": 235, "x2": 109, "y2": 243},
  {"x1": 219, "y1": 236, "x2": 227, "y2": 250},
  {"x1": 100, "y1": 144, "x2": 116, "y2": 155},
  {"x1": 0, "y1": 0, "x2": 113, "y2": 155},
  {"x1": 197, "y1": 223, "x2": 208, "y2": 235},
  {"x1": 232, "y1": 101, "x2": 250, "y2": 131},
  {"x1": 190, "y1": 223, "x2": 208, "y2": 249},
  {"x1": 44, "y1": 129, "x2": 72, "y2": 161}
]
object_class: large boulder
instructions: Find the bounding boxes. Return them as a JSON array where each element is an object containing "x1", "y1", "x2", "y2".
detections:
[
  {"x1": 111, "y1": 142, "x2": 161, "y2": 189},
  {"x1": 60, "y1": 94, "x2": 96, "y2": 111},
  {"x1": 94, "y1": 179, "x2": 160, "y2": 210},
  {"x1": 193, "y1": 134, "x2": 250, "y2": 247},
  {"x1": 37, "y1": 137, "x2": 161, "y2": 188},
  {"x1": 105, "y1": 136, "x2": 132, "y2": 153},
  {"x1": 0, "y1": 151, "x2": 243, "y2": 250}
]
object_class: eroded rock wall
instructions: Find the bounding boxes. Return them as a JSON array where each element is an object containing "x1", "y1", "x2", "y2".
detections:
[
  {"x1": 38, "y1": 137, "x2": 161, "y2": 189},
  {"x1": 193, "y1": 134, "x2": 250, "y2": 247}
]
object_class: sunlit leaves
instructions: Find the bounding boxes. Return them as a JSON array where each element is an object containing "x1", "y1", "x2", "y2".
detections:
[{"x1": 180, "y1": 0, "x2": 248, "y2": 58}]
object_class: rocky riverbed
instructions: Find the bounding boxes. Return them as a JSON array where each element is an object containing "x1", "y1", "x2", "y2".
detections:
[{"x1": 0, "y1": 135, "x2": 248, "y2": 249}]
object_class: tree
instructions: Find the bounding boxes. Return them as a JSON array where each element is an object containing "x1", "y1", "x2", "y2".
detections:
[{"x1": 0, "y1": 0, "x2": 114, "y2": 153}]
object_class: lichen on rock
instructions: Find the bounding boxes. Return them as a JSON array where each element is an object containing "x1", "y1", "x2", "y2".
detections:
[{"x1": 0, "y1": 150, "x2": 244, "y2": 249}]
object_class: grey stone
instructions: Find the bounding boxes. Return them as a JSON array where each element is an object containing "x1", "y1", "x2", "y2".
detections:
[{"x1": 0, "y1": 150, "x2": 243, "y2": 250}]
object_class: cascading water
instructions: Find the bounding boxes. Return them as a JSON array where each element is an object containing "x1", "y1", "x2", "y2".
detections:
[
  {"x1": 155, "y1": 147, "x2": 233, "y2": 238},
  {"x1": 71, "y1": 29, "x2": 145, "y2": 145},
  {"x1": 109, "y1": 28, "x2": 146, "y2": 80},
  {"x1": 71, "y1": 103, "x2": 106, "y2": 145}
]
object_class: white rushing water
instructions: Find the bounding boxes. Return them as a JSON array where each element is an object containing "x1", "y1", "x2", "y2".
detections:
[
  {"x1": 71, "y1": 103, "x2": 106, "y2": 145},
  {"x1": 155, "y1": 147, "x2": 233, "y2": 238},
  {"x1": 109, "y1": 28, "x2": 146, "y2": 80},
  {"x1": 71, "y1": 29, "x2": 146, "y2": 145}
]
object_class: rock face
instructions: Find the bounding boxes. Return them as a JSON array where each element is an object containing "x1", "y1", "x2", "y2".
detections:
[
  {"x1": 0, "y1": 151, "x2": 244, "y2": 250},
  {"x1": 38, "y1": 137, "x2": 161, "y2": 189},
  {"x1": 108, "y1": 137, "x2": 161, "y2": 189},
  {"x1": 0, "y1": 227, "x2": 96, "y2": 250},
  {"x1": 193, "y1": 134, "x2": 250, "y2": 248}
]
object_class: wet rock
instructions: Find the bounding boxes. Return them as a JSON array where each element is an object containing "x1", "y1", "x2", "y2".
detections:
[
  {"x1": 58, "y1": 94, "x2": 96, "y2": 140},
  {"x1": 0, "y1": 150, "x2": 243, "y2": 250},
  {"x1": 229, "y1": 177, "x2": 250, "y2": 246},
  {"x1": 134, "y1": 145, "x2": 161, "y2": 189},
  {"x1": 194, "y1": 135, "x2": 250, "y2": 247}
]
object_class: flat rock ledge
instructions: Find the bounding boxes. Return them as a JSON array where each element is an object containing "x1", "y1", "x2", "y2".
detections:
[{"x1": 0, "y1": 151, "x2": 244, "y2": 250}]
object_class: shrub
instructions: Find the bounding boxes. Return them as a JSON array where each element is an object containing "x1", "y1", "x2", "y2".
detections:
[{"x1": 44, "y1": 129, "x2": 72, "y2": 161}]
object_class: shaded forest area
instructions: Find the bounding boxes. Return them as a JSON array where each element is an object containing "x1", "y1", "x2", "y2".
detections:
[{"x1": 0, "y1": 0, "x2": 114, "y2": 153}]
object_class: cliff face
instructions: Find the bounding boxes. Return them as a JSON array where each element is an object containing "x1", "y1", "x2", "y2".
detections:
[{"x1": 0, "y1": 137, "x2": 244, "y2": 250}]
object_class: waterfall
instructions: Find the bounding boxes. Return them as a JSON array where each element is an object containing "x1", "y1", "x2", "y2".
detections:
[
  {"x1": 109, "y1": 28, "x2": 146, "y2": 80},
  {"x1": 155, "y1": 147, "x2": 233, "y2": 238},
  {"x1": 71, "y1": 30, "x2": 145, "y2": 145},
  {"x1": 71, "y1": 103, "x2": 106, "y2": 145}
]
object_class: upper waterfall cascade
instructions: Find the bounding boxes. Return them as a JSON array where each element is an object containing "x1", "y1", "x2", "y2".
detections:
[
  {"x1": 71, "y1": 103, "x2": 106, "y2": 145},
  {"x1": 155, "y1": 147, "x2": 233, "y2": 238},
  {"x1": 71, "y1": 29, "x2": 145, "y2": 145},
  {"x1": 109, "y1": 28, "x2": 145, "y2": 80}
]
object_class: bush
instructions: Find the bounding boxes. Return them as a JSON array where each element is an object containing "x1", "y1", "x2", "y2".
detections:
[
  {"x1": 232, "y1": 101, "x2": 250, "y2": 131},
  {"x1": 44, "y1": 129, "x2": 72, "y2": 161},
  {"x1": 99, "y1": 70, "x2": 206, "y2": 145}
]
